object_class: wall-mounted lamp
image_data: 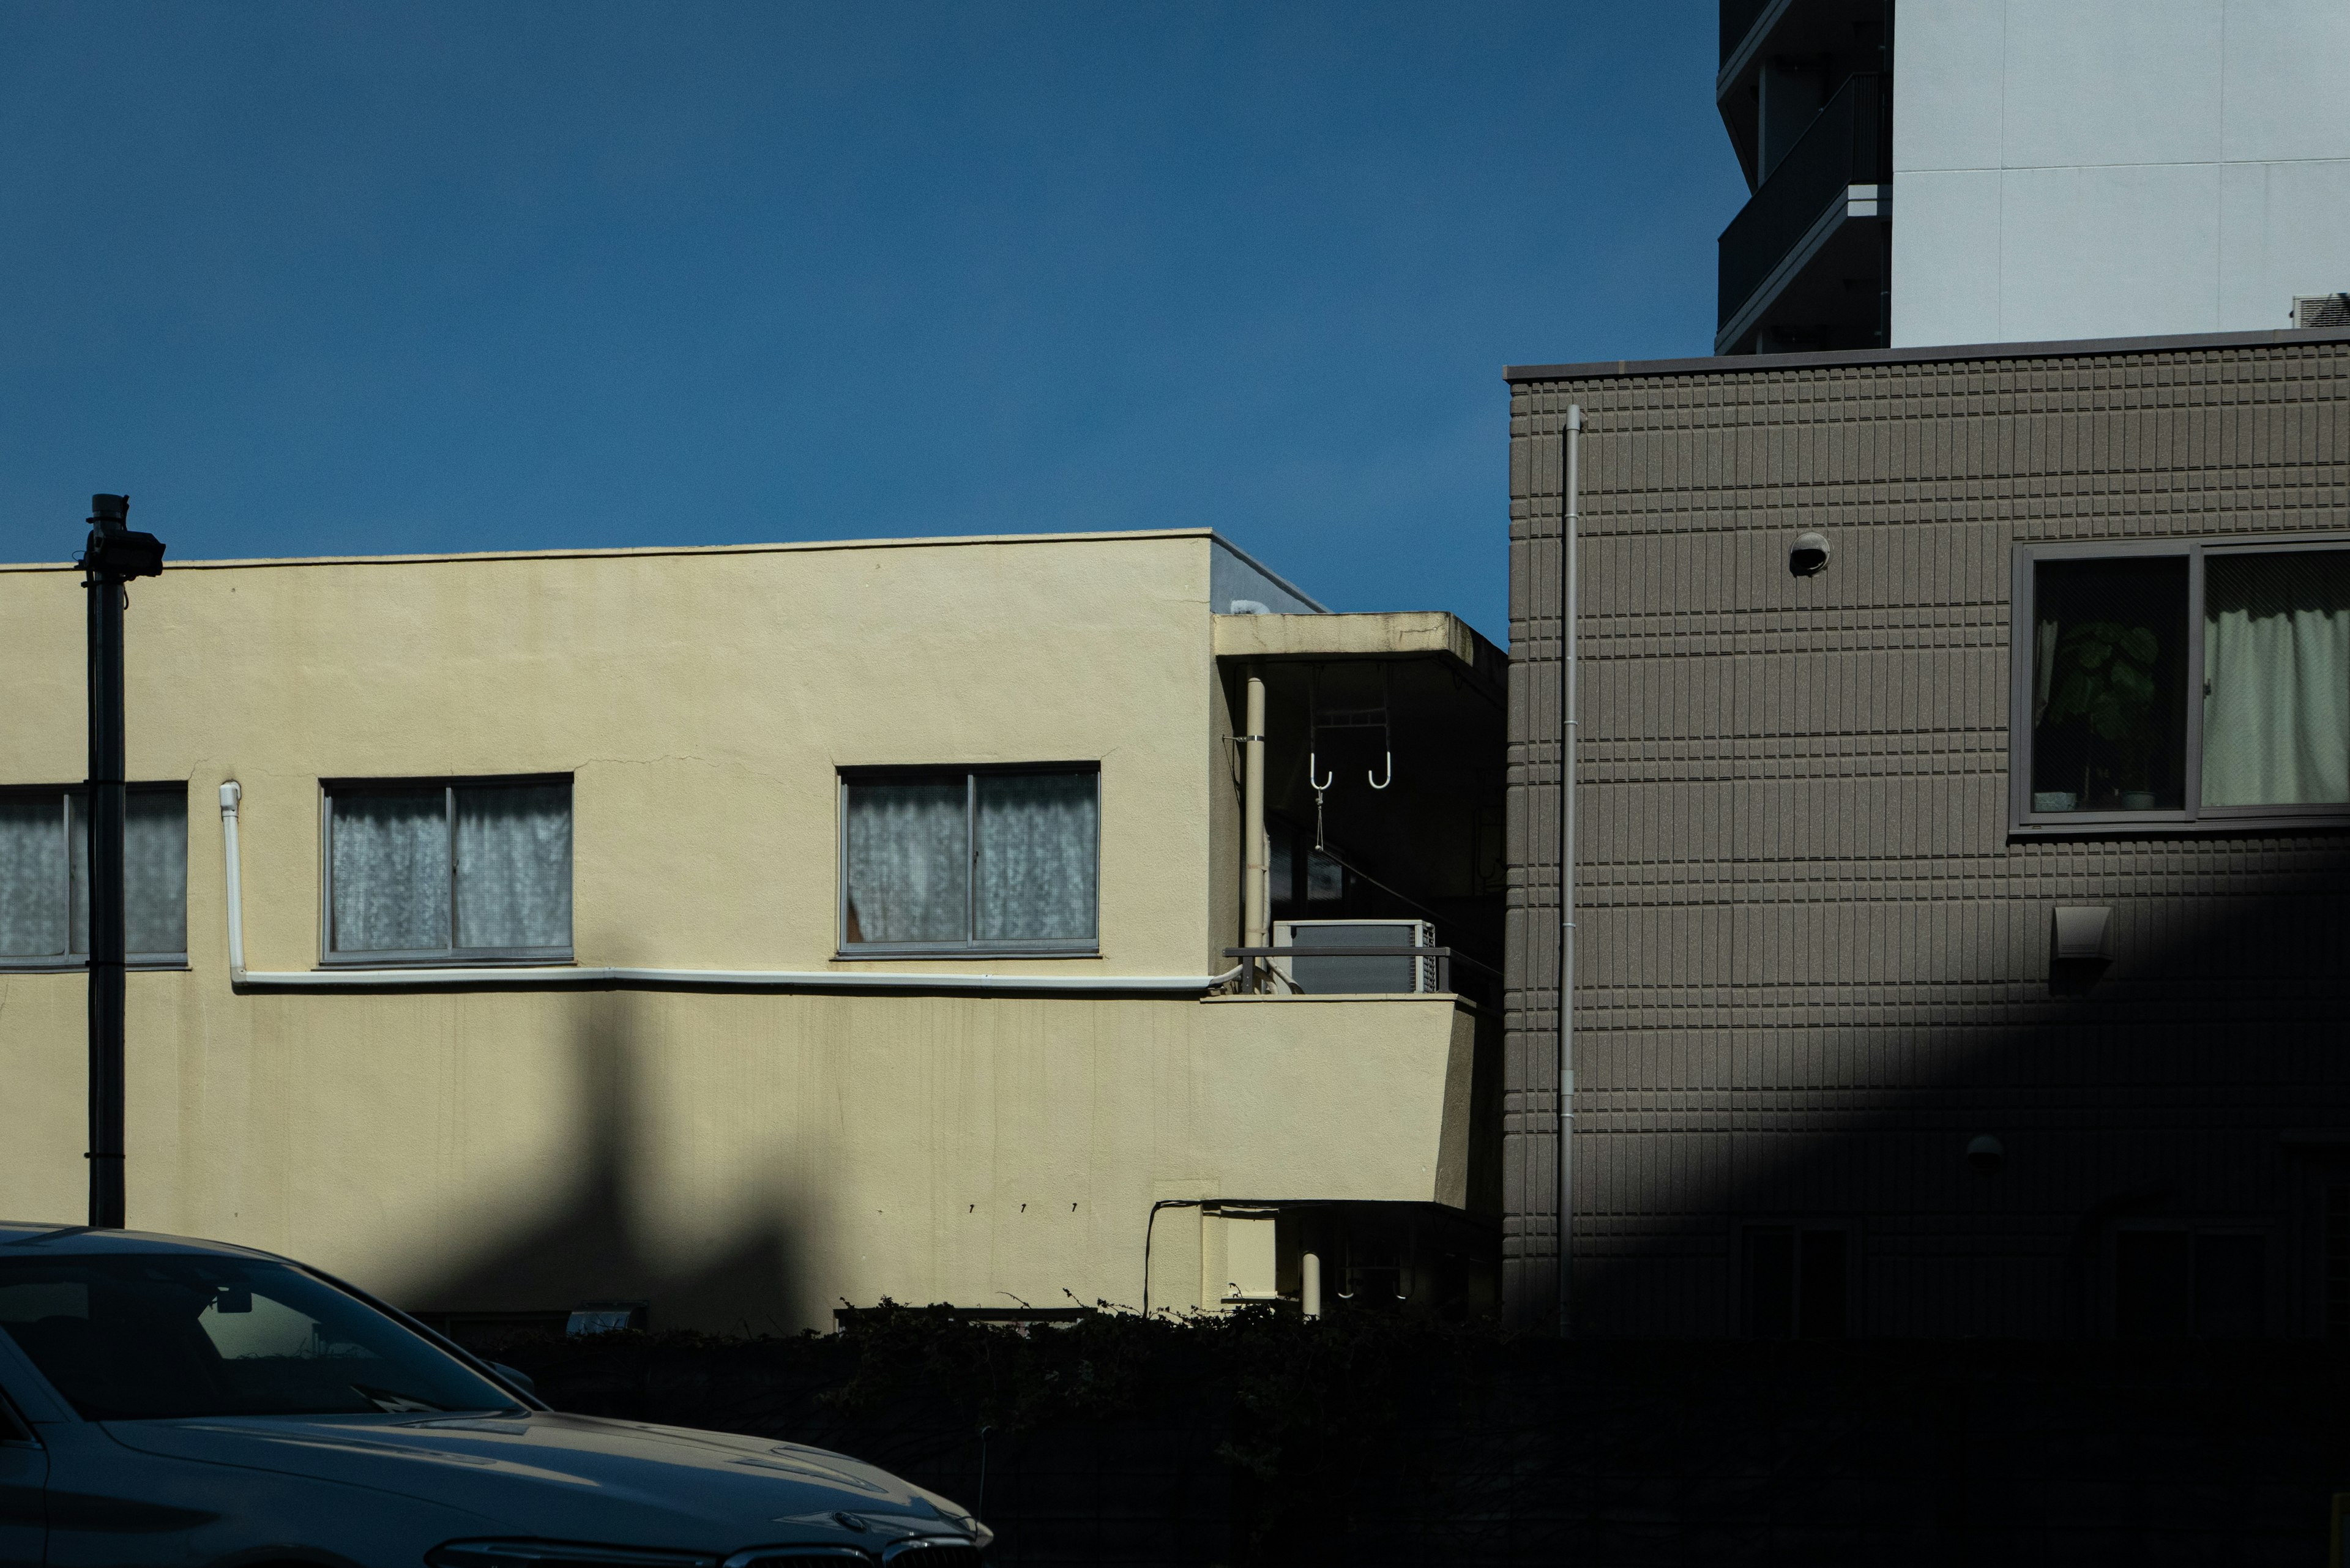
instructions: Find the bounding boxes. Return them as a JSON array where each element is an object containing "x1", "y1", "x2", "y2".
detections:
[
  {"x1": 1788, "y1": 531, "x2": 1830, "y2": 577},
  {"x1": 80, "y1": 493, "x2": 166, "y2": 580}
]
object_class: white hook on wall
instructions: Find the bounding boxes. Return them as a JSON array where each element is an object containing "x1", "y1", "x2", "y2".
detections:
[
  {"x1": 1309, "y1": 753, "x2": 1334, "y2": 791},
  {"x1": 1367, "y1": 752, "x2": 1392, "y2": 790}
]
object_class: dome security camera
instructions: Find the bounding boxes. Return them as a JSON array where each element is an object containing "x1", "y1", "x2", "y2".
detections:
[
  {"x1": 1966, "y1": 1134, "x2": 2005, "y2": 1175},
  {"x1": 1789, "y1": 531, "x2": 1831, "y2": 577}
]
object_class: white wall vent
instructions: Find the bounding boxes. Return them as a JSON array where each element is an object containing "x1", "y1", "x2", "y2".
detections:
[
  {"x1": 2292, "y1": 294, "x2": 2350, "y2": 330},
  {"x1": 2053, "y1": 906, "x2": 2113, "y2": 961},
  {"x1": 1272, "y1": 918, "x2": 1436, "y2": 994}
]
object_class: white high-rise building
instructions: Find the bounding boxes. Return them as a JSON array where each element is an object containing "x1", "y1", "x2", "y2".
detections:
[{"x1": 1715, "y1": 0, "x2": 2350, "y2": 355}]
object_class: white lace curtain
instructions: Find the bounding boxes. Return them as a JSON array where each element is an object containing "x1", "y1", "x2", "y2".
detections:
[
  {"x1": 332, "y1": 783, "x2": 570, "y2": 954},
  {"x1": 845, "y1": 771, "x2": 1097, "y2": 945},
  {"x1": 69, "y1": 791, "x2": 190, "y2": 955},
  {"x1": 456, "y1": 783, "x2": 573, "y2": 949},
  {"x1": 0, "y1": 795, "x2": 65, "y2": 957},
  {"x1": 0, "y1": 790, "x2": 185, "y2": 958},
  {"x1": 331, "y1": 791, "x2": 449, "y2": 952},
  {"x1": 843, "y1": 780, "x2": 969, "y2": 944},
  {"x1": 2203, "y1": 552, "x2": 2350, "y2": 807},
  {"x1": 976, "y1": 772, "x2": 1099, "y2": 942}
]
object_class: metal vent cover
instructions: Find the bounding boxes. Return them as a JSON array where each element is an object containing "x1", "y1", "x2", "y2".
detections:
[{"x1": 2292, "y1": 294, "x2": 2350, "y2": 329}]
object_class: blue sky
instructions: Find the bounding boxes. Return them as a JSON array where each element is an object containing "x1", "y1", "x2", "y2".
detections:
[{"x1": 0, "y1": 2, "x2": 1741, "y2": 642}]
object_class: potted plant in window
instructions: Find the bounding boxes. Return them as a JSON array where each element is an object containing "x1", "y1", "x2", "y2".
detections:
[{"x1": 2044, "y1": 621, "x2": 2161, "y2": 808}]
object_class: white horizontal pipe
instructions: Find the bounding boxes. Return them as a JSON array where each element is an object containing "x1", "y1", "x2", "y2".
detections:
[{"x1": 217, "y1": 782, "x2": 1237, "y2": 996}]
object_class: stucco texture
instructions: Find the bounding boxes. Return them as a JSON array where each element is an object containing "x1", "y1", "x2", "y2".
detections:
[{"x1": 0, "y1": 532, "x2": 1478, "y2": 1327}]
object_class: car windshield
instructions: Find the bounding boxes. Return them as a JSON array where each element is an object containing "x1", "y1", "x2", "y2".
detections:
[{"x1": 0, "y1": 1253, "x2": 515, "y2": 1421}]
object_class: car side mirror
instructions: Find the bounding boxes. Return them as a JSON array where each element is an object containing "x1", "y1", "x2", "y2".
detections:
[{"x1": 490, "y1": 1362, "x2": 537, "y2": 1398}]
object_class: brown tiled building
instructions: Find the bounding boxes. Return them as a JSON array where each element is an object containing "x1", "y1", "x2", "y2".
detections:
[{"x1": 1503, "y1": 328, "x2": 2350, "y2": 1338}]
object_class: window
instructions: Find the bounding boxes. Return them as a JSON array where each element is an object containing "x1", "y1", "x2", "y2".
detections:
[
  {"x1": 0, "y1": 784, "x2": 187, "y2": 967},
  {"x1": 2113, "y1": 1228, "x2": 2265, "y2": 1337},
  {"x1": 1742, "y1": 1225, "x2": 1848, "y2": 1338},
  {"x1": 0, "y1": 1255, "x2": 512, "y2": 1421},
  {"x1": 323, "y1": 778, "x2": 571, "y2": 963},
  {"x1": 2013, "y1": 540, "x2": 2350, "y2": 829},
  {"x1": 2328, "y1": 1186, "x2": 2350, "y2": 1339},
  {"x1": 840, "y1": 766, "x2": 1099, "y2": 953}
]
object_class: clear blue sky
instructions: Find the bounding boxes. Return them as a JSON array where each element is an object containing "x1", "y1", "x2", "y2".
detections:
[{"x1": 0, "y1": 2, "x2": 1740, "y2": 643}]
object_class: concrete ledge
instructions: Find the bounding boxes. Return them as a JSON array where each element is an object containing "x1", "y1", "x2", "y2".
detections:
[{"x1": 1213, "y1": 611, "x2": 1505, "y2": 698}]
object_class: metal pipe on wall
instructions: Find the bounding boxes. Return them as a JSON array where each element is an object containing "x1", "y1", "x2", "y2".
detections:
[
  {"x1": 86, "y1": 560, "x2": 126, "y2": 1231},
  {"x1": 1557, "y1": 405, "x2": 1583, "y2": 1337},
  {"x1": 78, "y1": 492, "x2": 162, "y2": 1231},
  {"x1": 1241, "y1": 672, "x2": 1269, "y2": 987}
]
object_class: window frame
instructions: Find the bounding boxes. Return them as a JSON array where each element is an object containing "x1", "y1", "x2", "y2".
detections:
[
  {"x1": 0, "y1": 782, "x2": 189, "y2": 972},
  {"x1": 2009, "y1": 534, "x2": 2350, "y2": 835},
  {"x1": 835, "y1": 762, "x2": 1103, "y2": 959},
  {"x1": 1736, "y1": 1219, "x2": 1856, "y2": 1339},
  {"x1": 318, "y1": 774, "x2": 575, "y2": 968},
  {"x1": 2107, "y1": 1220, "x2": 2272, "y2": 1338}
]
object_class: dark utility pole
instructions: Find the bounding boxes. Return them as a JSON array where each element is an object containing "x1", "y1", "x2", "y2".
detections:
[{"x1": 80, "y1": 495, "x2": 165, "y2": 1230}]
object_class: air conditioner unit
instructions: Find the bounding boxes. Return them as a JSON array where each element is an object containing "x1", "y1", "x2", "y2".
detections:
[
  {"x1": 2292, "y1": 294, "x2": 2350, "y2": 330},
  {"x1": 1272, "y1": 918, "x2": 1436, "y2": 995}
]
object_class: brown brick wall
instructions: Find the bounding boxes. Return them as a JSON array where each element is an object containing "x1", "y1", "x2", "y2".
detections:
[{"x1": 1504, "y1": 340, "x2": 2350, "y2": 1336}]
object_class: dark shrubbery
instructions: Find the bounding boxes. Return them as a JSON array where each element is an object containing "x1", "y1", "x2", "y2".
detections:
[{"x1": 480, "y1": 1310, "x2": 2350, "y2": 1567}]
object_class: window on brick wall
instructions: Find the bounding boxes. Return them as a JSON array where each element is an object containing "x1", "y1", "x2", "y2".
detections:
[
  {"x1": 2113, "y1": 1227, "x2": 2266, "y2": 1338},
  {"x1": 2325, "y1": 1187, "x2": 2350, "y2": 1340},
  {"x1": 1742, "y1": 1225, "x2": 1848, "y2": 1338},
  {"x1": 2012, "y1": 540, "x2": 2350, "y2": 831}
]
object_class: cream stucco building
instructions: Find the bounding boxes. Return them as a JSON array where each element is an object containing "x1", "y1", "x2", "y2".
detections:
[{"x1": 0, "y1": 529, "x2": 1503, "y2": 1335}]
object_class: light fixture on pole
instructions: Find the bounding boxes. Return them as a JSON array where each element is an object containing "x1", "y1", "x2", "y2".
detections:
[{"x1": 80, "y1": 493, "x2": 165, "y2": 1230}]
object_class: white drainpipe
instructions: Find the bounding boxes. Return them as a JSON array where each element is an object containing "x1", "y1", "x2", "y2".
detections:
[
  {"x1": 1240, "y1": 673, "x2": 1269, "y2": 988},
  {"x1": 217, "y1": 782, "x2": 1239, "y2": 995}
]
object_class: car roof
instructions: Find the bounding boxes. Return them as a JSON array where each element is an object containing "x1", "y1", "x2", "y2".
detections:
[{"x1": 0, "y1": 1222, "x2": 292, "y2": 1263}]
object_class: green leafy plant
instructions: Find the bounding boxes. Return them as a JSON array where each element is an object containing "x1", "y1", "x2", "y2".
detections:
[{"x1": 2045, "y1": 621, "x2": 2160, "y2": 794}]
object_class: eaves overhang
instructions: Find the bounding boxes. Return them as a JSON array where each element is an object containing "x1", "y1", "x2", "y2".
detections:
[{"x1": 1214, "y1": 611, "x2": 1505, "y2": 704}]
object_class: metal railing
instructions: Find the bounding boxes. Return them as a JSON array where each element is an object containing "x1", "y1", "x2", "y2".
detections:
[
  {"x1": 1717, "y1": 71, "x2": 1887, "y2": 332},
  {"x1": 1220, "y1": 945, "x2": 1499, "y2": 998}
]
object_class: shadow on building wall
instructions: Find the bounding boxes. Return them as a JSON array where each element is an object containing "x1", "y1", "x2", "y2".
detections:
[
  {"x1": 402, "y1": 990, "x2": 809, "y2": 1335},
  {"x1": 1572, "y1": 838, "x2": 2350, "y2": 1338}
]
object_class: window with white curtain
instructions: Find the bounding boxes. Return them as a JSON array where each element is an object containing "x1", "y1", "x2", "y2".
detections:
[
  {"x1": 0, "y1": 785, "x2": 187, "y2": 966},
  {"x1": 2013, "y1": 541, "x2": 2350, "y2": 829},
  {"x1": 841, "y1": 766, "x2": 1099, "y2": 952},
  {"x1": 324, "y1": 778, "x2": 572, "y2": 961}
]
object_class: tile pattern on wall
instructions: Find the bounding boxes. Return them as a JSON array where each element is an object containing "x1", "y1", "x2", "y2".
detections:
[{"x1": 1504, "y1": 342, "x2": 2350, "y2": 1336}]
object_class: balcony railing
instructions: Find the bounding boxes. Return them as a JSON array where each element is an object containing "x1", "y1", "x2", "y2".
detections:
[{"x1": 1717, "y1": 72, "x2": 1888, "y2": 332}]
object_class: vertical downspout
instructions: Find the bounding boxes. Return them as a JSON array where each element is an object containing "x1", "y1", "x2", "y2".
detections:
[
  {"x1": 1242, "y1": 673, "x2": 1268, "y2": 991},
  {"x1": 218, "y1": 782, "x2": 245, "y2": 980},
  {"x1": 1557, "y1": 405, "x2": 1583, "y2": 1335}
]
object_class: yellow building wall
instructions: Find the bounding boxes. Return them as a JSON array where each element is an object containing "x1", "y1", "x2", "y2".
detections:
[
  {"x1": 0, "y1": 533, "x2": 1479, "y2": 1328},
  {"x1": 0, "y1": 977, "x2": 1477, "y2": 1329}
]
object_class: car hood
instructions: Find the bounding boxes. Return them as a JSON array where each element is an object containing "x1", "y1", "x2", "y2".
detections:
[{"x1": 103, "y1": 1409, "x2": 979, "y2": 1553}]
